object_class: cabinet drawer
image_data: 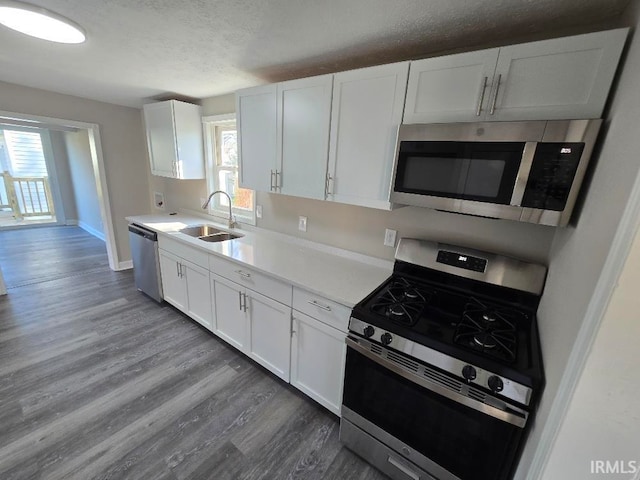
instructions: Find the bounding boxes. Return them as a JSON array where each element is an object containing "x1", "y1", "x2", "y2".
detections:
[
  {"x1": 158, "y1": 235, "x2": 209, "y2": 266},
  {"x1": 292, "y1": 287, "x2": 351, "y2": 332},
  {"x1": 209, "y1": 255, "x2": 292, "y2": 306}
]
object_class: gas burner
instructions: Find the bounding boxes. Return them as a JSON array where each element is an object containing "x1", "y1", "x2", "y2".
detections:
[
  {"x1": 369, "y1": 277, "x2": 432, "y2": 326},
  {"x1": 454, "y1": 298, "x2": 526, "y2": 363},
  {"x1": 473, "y1": 333, "x2": 498, "y2": 349}
]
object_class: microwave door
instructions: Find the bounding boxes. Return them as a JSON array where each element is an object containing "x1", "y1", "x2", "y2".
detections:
[{"x1": 393, "y1": 141, "x2": 525, "y2": 208}]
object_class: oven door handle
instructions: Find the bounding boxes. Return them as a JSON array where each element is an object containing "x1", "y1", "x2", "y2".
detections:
[{"x1": 346, "y1": 337, "x2": 528, "y2": 428}]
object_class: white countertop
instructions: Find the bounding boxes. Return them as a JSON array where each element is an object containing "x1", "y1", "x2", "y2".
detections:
[{"x1": 126, "y1": 214, "x2": 393, "y2": 307}]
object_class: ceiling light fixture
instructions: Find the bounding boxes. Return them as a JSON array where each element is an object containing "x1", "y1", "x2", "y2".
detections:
[{"x1": 0, "y1": 1, "x2": 85, "y2": 44}]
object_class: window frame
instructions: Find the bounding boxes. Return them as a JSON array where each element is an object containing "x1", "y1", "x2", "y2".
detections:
[{"x1": 202, "y1": 114, "x2": 256, "y2": 226}]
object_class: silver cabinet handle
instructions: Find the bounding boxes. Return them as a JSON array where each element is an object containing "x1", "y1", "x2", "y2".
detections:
[
  {"x1": 307, "y1": 299, "x2": 331, "y2": 311},
  {"x1": 238, "y1": 290, "x2": 243, "y2": 311},
  {"x1": 275, "y1": 170, "x2": 281, "y2": 191},
  {"x1": 325, "y1": 172, "x2": 333, "y2": 197},
  {"x1": 235, "y1": 270, "x2": 251, "y2": 278},
  {"x1": 242, "y1": 292, "x2": 248, "y2": 312},
  {"x1": 176, "y1": 262, "x2": 181, "y2": 278},
  {"x1": 270, "y1": 170, "x2": 275, "y2": 191},
  {"x1": 476, "y1": 76, "x2": 488, "y2": 116},
  {"x1": 179, "y1": 263, "x2": 184, "y2": 278},
  {"x1": 387, "y1": 457, "x2": 420, "y2": 480},
  {"x1": 490, "y1": 74, "x2": 502, "y2": 115}
]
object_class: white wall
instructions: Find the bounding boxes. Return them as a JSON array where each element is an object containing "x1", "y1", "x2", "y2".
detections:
[
  {"x1": 64, "y1": 130, "x2": 104, "y2": 239},
  {"x1": 516, "y1": 2, "x2": 640, "y2": 478},
  {"x1": 0, "y1": 80, "x2": 151, "y2": 263},
  {"x1": 542, "y1": 211, "x2": 640, "y2": 479},
  {"x1": 48, "y1": 130, "x2": 78, "y2": 223}
]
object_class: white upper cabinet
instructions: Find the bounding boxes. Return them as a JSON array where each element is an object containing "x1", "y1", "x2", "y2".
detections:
[
  {"x1": 404, "y1": 50, "x2": 499, "y2": 124},
  {"x1": 277, "y1": 75, "x2": 333, "y2": 200},
  {"x1": 491, "y1": 28, "x2": 628, "y2": 121},
  {"x1": 237, "y1": 84, "x2": 278, "y2": 192},
  {"x1": 327, "y1": 62, "x2": 409, "y2": 210},
  {"x1": 143, "y1": 100, "x2": 205, "y2": 179},
  {"x1": 404, "y1": 28, "x2": 627, "y2": 123}
]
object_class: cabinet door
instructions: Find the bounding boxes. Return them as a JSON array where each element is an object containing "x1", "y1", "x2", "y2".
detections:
[
  {"x1": 491, "y1": 28, "x2": 627, "y2": 121},
  {"x1": 143, "y1": 102, "x2": 178, "y2": 178},
  {"x1": 247, "y1": 291, "x2": 291, "y2": 382},
  {"x1": 327, "y1": 62, "x2": 409, "y2": 210},
  {"x1": 212, "y1": 274, "x2": 248, "y2": 352},
  {"x1": 277, "y1": 75, "x2": 333, "y2": 200},
  {"x1": 404, "y1": 49, "x2": 500, "y2": 124},
  {"x1": 158, "y1": 249, "x2": 186, "y2": 311},
  {"x1": 183, "y1": 259, "x2": 213, "y2": 331},
  {"x1": 171, "y1": 101, "x2": 205, "y2": 179},
  {"x1": 291, "y1": 312, "x2": 346, "y2": 416},
  {"x1": 237, "y1": 84, "x2": 278, "y2": 192}
]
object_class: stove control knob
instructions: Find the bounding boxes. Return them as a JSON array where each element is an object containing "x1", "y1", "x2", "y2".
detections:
[
  {"x1": 462, "y1": 365, "x2": 477, "y2": 382},
  {"x1": 363, "y1": 326, "x2": 375, "y2": 338},
  {"x1": 488, "y1": 375, "x2": 504, "y2": 393},
  {"x1": 380, "y1": 332, "x2": 393, "y2": 346}
]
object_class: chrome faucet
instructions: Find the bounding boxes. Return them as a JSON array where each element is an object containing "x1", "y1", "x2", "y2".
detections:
[{"x1": 202, "y1": 190, "x2": 237, "y2": 229}]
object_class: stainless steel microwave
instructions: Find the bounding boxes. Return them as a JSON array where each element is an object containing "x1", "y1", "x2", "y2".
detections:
[{"x1": 390, "y1": 120, "x2": 602, "y2": 226}]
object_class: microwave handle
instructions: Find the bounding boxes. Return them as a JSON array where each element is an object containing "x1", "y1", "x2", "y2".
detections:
[{"x1": 510, "y1": 142, "x2": 538, "y2": 207}]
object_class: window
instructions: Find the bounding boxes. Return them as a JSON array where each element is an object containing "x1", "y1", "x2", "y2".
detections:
[{"x1": 203, "y1": 114, "x2": 255, "y2": 225}]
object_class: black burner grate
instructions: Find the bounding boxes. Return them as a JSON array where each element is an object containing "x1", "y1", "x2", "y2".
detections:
[
  {"x1": 369, "y1": 278, "x2": 433, "y2": 326},
  {"x1": 454, "y1": 298, "x2": 527, "y2": 363}
]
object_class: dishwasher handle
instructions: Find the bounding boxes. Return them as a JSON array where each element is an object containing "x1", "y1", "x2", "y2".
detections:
[{"x1": 128, "y1": 224, "x2": 157, "y2": 241}]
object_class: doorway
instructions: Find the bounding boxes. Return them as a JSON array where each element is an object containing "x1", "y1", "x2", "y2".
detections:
[
  {"x1": 0, "y1": 127, "x2": 60, "y2": 228},
  {"x1": 0, "y1": 111, "x2": 120, "y2": 271}
]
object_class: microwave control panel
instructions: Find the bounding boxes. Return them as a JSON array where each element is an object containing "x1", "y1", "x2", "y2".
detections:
[{"x1": 521, "y1": 142, "x2": 586, "y2": 211}]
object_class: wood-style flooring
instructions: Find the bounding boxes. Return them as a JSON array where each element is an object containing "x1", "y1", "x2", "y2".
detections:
[{"x1": 0, "y1": 226, "x2": 387, "y2": 480}]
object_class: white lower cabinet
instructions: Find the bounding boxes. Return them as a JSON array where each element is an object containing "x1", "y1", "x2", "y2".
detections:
[
  {"x1": 159, "y1": 249, "x2": 187, "y2": 311},
  {"x1": 158, "y1": 236, "x2": 349, "y2": 415},
  {"x1": 211, "y1": 273, "x2": 248, "y2": 351},
  {"x1": 291, "y1": 311, "x2": 346, "y2": 416},
  {"x1": 211, "y1": 272, "x2": 291, "y2": 382},
  {"x1": 159, "y1": 249, "x2": 213, "y2": 330},
  {"x1": 247, "y1": 290, "x2": 291, "y2": 382}
]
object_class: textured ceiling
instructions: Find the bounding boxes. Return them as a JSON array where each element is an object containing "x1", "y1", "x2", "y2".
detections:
[{"x1": 0, "y1": 0, "x2": 632, "y2": 107}]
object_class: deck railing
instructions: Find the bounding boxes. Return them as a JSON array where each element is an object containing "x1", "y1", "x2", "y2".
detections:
[{"x1": 0, "y1": 171, "x2": 55, "y2": 220}]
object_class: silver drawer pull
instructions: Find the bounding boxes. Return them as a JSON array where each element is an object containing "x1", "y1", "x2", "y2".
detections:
[
  {"x1": 387, "y1": 456, "x2": 420, "y2": 480},
  {"x1": 235, "y1": 270, "x2": 251, "y2": 278},
  {"x1": 307, "y1": 299, "x2": 331, "y2": 311}
]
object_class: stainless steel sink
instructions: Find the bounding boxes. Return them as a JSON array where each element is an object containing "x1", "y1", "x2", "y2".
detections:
[
  {"x1": 180, "y1": 225, "x2": 225, "y2": 237},
  {"x1": 179, "y1": 224, "x2": 242, "y2": 243},
  {"x1": 198, "y1": 232, "x2": 241, "y2": 243}
]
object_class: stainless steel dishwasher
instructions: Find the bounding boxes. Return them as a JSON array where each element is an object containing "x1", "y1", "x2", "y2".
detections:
[{"x1": 128, "y1": 223, "x2": 163, "y2": 302}]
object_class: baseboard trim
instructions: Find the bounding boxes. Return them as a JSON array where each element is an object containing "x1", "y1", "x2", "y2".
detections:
[
  {"x1": 66, "y1": 219, "x2": 79, "y2": 226},
  {"x1": 116, "y1": 260, "x2": 133, "y2": 271},
  {"x1": 78, "y1": 221, "x2": 106, "y2": 242}
]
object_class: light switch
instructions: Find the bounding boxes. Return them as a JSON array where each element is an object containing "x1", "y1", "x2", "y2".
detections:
[
  {"x1": 384, "y1": 228, "x2": 397, "y2": 247},
  {"x1": 298, "y1": 216, "x2": 307, "y2": 232}
]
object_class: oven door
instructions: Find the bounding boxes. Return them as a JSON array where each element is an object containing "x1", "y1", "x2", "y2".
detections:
[{"x1": 342, "y1": 337, "x2": 528, "y2": 480}]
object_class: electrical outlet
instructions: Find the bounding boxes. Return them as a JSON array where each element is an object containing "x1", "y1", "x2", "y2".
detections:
[
  {"x1": 256, "y1": 204, "x2": 263, "y2": 218},
  {"x1": 154, "y1": 192, "x2": 165, "y2": 210},
  {"x1": 384, "y1": 228, "x2": 397, "y2": 247},
  {"x1": 298, "y1": 216, "x2": 307, "y2": 232}
]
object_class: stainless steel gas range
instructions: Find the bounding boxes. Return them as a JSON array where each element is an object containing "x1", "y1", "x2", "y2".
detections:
[{"x1": 340, "y1": 238, "x2": 547, "y2": 480}]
